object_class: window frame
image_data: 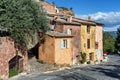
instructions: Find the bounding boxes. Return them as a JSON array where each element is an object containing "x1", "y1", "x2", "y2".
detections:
[
  {"x1": 60, "y1": 39, "x2": 70, "y2": 49},
  {"x1": 87, "y1": 39, "x2": 90, "y2": 49},
  {"x1": 87, "y1": 25, "x2": 90, "y2": 34}
]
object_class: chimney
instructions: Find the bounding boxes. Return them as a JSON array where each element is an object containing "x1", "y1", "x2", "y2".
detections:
[{"x1": 88, "y1": 16, "x2": 91, "y2": 21}]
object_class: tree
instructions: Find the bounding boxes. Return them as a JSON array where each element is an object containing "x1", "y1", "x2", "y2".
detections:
[
  {"x1": 103, "y1": 32, "x2": 115, "y2": 52},
  {"x1": 0, "y1": 0, "x2": 49, "y2": 49},
  {"x1": 115, "y1": 27, "x2": 120, "y2": 52}
]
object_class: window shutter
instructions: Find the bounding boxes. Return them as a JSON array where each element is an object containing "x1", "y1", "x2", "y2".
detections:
[
  {"x1": 60, "y1": 40, "x2": 64, "y2": 48},
  {"x1": 67, "y1": 40, "x2": 70, "y2": 48}
]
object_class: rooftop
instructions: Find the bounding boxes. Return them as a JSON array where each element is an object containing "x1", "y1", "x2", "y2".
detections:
[{"x1": 46, "y1": 31, "x2": 73, "y2": 37}]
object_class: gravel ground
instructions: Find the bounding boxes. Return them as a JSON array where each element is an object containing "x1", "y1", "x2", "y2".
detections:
[
  {"x1": 11, "y1": 54, "x2": 120, "y2": 80},
  {"x1": 27, "y1": 56, "x2": 71, "y2": 73}
]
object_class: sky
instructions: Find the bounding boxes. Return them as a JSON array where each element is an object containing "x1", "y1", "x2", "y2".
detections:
[{"x1": 46, "y1": 0, "x2": 120, "y2": 31}]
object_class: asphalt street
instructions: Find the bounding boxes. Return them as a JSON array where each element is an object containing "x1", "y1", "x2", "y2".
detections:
[{"x1": 11, "y1": 54, "x2": 120, "y2": 80}]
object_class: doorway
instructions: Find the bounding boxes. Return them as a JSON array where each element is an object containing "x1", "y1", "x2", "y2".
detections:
[{"x1": 9, "y1": 55, "x2": 23, "y2": 77}]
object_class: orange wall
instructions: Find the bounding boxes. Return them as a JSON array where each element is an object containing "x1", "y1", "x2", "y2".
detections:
[
  {"x1": 38, "y1": 35, "x2": 55, "y2": 64},
  {"x1": 38, "y1": 36, "x2": 73, "y2": 65},
  {"x1": 54, "y1": 38, "x2": 73, "y2": 65}
]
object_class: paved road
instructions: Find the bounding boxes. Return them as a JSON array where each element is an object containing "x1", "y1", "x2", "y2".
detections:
[{"x1": 12, "y1": 54, "x2": 120, "y2": 80}]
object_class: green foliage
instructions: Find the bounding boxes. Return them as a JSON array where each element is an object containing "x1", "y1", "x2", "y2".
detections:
[
  {"x1": 59, "y1": 7, "x2": 70, "y2": 11},
  {"x1": 9, "y1": 69, "x2": 19, "y2": 77},
  {"x1": 80, "y1": 52, "x2": 86, "y2": 64},
  {"x1": 0, "y1": 0, "x2": 49, "y2": 48},
  {"x1": 115, "y1": 27, "x2": 120, "y2": 51},
  {"x1": 103, "y1": 32, "x2": 115, "y2": 52}
]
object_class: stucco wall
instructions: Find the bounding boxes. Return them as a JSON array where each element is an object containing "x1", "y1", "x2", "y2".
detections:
[
  {"x1": 80, "y1": 24, "x2": 96, "y2": 61},
  {"x1": 54, "y1": 38, "x2": 73, "y2": 65},
  {"x1": 63, "y1": 25, "x2": 81, "y2": 58},
  {"x1": 55, "y1": 24, "x2": 81, "y2": 58},
  {"x1": 96, "y1": 25, "x2": 103, "y2": 51},
  {"x1": 0, "y1": 37, "x2": 28, "y2": 79},
  {"x1": 95, "y1": 25, "x2": 103, "y2": 60},
  {"x1": 38, "y1": 35, "x2": 55, "y2": 64}
]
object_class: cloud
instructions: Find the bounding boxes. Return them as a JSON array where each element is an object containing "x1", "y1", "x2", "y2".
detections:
[{"x1": 76, "y1": 12, "x2": 120, "y2": 31}]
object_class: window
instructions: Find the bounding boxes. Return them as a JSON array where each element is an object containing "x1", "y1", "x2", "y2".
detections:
[
  {"x1": 89, "y1": 53, "x2": 93, "y2": 60},
  {"x1": 60, "y1": 39, "x2": 70, "y2": 48},
  {"x1": 50, "y1": 25, "x2": 54, "y2": 30},
  {"x1": 87, "y1": 39, "x2": 90, "y2": 49},
  {"x1": 55, "y1": 9, "x2": 59, "y2": 13},
  {"x1": 67, "y1": 29, "x2": 72, "y2": 35},
  {"x1": 87, "y1": 25, "x2": 90, "y2": 34}
]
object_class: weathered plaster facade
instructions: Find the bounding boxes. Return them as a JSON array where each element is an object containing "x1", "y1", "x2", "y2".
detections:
[
  {"x1": 80, "y1": 24, "x2": 96, "y2": 62},
  {"x1": 95, "y1": 24, "x2": 103, "y2": 61},
  {"x1": 0, "y1": 37, "x2": 28, "y2": 79},
  {"x1": 41, "y1": 1, "x2": 56, "y2": 14},
  {"x1": 54, "y1": 23, "x2": 81, "y2": 59},
  {"x1": 38, "y1": 31, "x2": 73, "y2": 65},
  {"x1": 40, "y1": 1, "x2": 74, "y2": 16},
  {"x1": 38, "y1": 0, "x2": 103, "y2": 64}
]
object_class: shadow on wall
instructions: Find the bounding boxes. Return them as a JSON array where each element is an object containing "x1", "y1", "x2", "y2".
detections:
[
  {"x1": 0, "y1": 31, "x2": 10, "y2": 37},
  {"x1": 28, "y1": 43, "x2": 39, "y2": 60}
]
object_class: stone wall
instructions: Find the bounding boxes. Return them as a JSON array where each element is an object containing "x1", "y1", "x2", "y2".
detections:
[
  {"x1": 0, "y1": 37, "x2": 28, "y2": 79},
  {"x1": 41, "y1": 2, "x2": 56, "y2": 14}
]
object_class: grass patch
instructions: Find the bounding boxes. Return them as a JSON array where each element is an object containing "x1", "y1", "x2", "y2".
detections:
[{"x1": 9, "y1": 69, "x2": 19, "y2": 77}]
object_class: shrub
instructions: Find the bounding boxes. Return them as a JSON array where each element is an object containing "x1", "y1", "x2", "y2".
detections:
[{"x1": 80, "y1": 52, "x2": 86, "y2": 64}]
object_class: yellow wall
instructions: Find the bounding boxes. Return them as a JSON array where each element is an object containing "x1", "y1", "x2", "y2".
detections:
[{"x1": 80, "y1": 24, "x2": 96, "y2": 61}]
